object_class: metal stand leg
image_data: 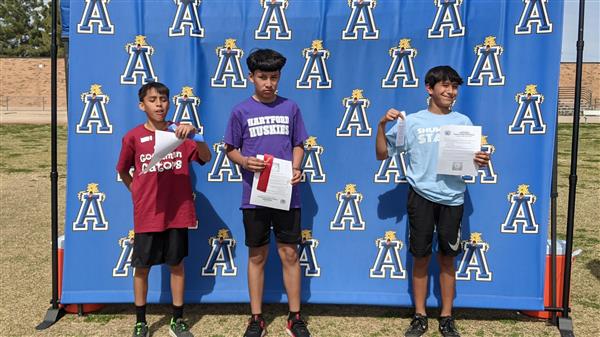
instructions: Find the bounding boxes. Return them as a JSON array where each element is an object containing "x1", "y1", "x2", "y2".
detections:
[{"x1": 36, "y1": 306, "x2": 65, "y2": 330}]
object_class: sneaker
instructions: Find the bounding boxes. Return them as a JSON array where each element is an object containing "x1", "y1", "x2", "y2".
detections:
[
  {"x1": 286, "y1": 313, "x2": 312, "y2": 337},
  {"x1": 169, "y1": 318, "x2": 194, "y2": 337},
  {"x1": 243, "y1": 315, "x2": 266, "y2": 337},
  {"x1": 438, "y1": 316, "x2": 460, "y2": 337},
  {"x1": 132, "y1": 322, "x2": 149, "y2": 337},
  {"x1": 404, "y1": 314, "x2": 428, "y2": 337}
]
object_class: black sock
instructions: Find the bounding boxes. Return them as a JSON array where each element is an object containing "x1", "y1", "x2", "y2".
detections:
[
  {"x1": 172, "y1": 304, "x2": 184, "y2": 320},
  {"x1": 288, "y1": 311, "x2": 300, "y2": 320},
  {"x1": 135, "y1": 305, "x2": 147, "y2": 324}
]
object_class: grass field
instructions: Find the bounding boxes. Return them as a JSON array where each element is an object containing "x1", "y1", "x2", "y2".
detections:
[{"x1": 0, "y1": 124, "x2": 598, "y2": 337}]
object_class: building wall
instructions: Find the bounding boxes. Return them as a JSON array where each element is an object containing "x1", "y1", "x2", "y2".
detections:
[
  {"x1": 0, "y1": 58, "x2": 67, "y2": 109},
  {"x1": 559, "y1": 63, "x2": 600, "y2": 109}
]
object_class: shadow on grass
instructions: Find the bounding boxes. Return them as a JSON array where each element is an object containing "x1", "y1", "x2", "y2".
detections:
[{"x1": 586, "y1": 259, "x2": 600, "y2": 281}]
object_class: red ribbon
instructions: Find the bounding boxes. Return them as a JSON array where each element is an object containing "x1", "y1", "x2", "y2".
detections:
[{"x1": 256, "y1": 154, "x2": 274, "y2": 192}]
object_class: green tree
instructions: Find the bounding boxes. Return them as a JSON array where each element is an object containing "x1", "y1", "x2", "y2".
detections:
[{"x1": 0, "y1": 0, "x2": 63, "y2": 57}]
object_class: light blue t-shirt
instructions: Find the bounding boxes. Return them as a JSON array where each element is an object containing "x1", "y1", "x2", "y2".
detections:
[{"x1": 386, "y1": 109, "x2": 473, "y2": 206}]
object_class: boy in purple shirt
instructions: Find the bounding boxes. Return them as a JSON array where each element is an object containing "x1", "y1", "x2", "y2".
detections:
[{"x1": 224, "y1": 49, "x2": 311, "y2": 337}]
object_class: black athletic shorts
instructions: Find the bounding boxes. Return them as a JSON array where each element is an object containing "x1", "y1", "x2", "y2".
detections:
[
  {"x1": 407, "y1": 186, "x2": 463, "y2": 257},
  {"x1": 242, "y1": 208, "x2": 301, "y2": 247},
  {"x1": 131, "y1": 228, "x2": 188, "y2": 268}
]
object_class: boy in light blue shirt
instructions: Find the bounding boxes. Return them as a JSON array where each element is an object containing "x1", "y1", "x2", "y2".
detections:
[{"x1": 375, "y1": 66, "x2": 489, "y2": 337}]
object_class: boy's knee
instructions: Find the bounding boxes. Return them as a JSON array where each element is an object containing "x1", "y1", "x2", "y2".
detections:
[
  {"x1": 279, "y1": 246, "x2": 299, "y2": 265},
  {"x1": 134, "y1": 267, "x2": 150, "y2": 277},
  {"x1": 170, "y1": 262, "x2": 184, "y2": 274},
  {"x1": 249, "y1": 254, "x2": 267, "y2": 266},
  {"x1": 438, "y1": 255, "x2": 456, "y2": 270},
  {"x1": 248, "y1": 248, "x2": 268, "y2": 266}
]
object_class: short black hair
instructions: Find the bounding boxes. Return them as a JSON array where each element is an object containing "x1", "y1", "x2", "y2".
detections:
[
  {"x1": 246, "y1": 48, "x2": 287, "y2": 73},
  {"x1": 424, "y1": 66, "x2": 463, "y2": 88},
  {"x1": 138, "y1": 82, "x2": 169, "y2": 102}
]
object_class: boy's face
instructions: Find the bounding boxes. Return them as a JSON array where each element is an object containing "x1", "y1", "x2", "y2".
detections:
[
  {"x1": 139, "y1": 88, "x2": 169, "y2": 123},
  {"x1": 249, "y1": 70, "x2": 280, "y2": 103},
  {"x1": 426, "y1": 80, "x2": 459, "y2": 110}
]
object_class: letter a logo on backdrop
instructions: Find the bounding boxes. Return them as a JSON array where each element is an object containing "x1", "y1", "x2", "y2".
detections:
[
  {"x1": 509, "y1": 84, "x2": 546, "y2": 134},
  {"x1": 77, "y1": 0, "x2": 114, "y2": 34},
  {"x1": 374, "y1": 151, "x2": 407, "y2": 183},
  {"x1": 120, "y1": 36, "x2": 158, "y2": 85},
  {"x1": 370, "y1": 231, "x2": 406, "y2": 279},
  {"x1": 255, "y1": 0, "x2": 291, "y2": 40},
  {"x1": 72, "y1": 183, "x2": 108, "y2": 231},
  {"x1": 427, "y1": 0, "x2": 465, "y2": 38},
  {"x1": 337, "y1": 89, "x2": 372, "y2": 137},
  {"x1": 468, "y1": 36, "x2": 505, "y2": 86},
  {"x1": 301, "y1": 136, "x2": 326, "y2": 182},
  {"x1": 298, "y1": 230, "x2": 321, "y2": 277},
  {"x1": 211, "y1": 39, "x2": 247, "y2": 88},
  {"x1": 463, "y1": 136, "x2": 497, "y2": 183},
  {"x1": 501, "y1": 184, "x2": 539, "y2": 234},
  {"x1": 382, "y1": 39, "x2": 419, "y2": 88},
  {"x1": 297, "y1": 40, "x2": 332, "y2": 89},
  {"x1": 201, "y1": 229, "x2": 238, "y2": 276},
  {"x1": 169, "y1": 0, "x2": 204, "y2": 37},
  {"x1": 208, "y1": 142, "x2": 242, "y2": 182},
  {"x1": 77, "y1": 84, "x2": 112, "y2": 134},
  {"x1": 331, "y1": 184, "x2": 366, "y2": 231},
  {"x1": 456, "y1": 233, "x2": 493, "y2": 281},
  {"x1": 113, "y1": 230, "x2": 134, "y2": 277},
  {"x1": 342, "y1": 0, "x2": 379, "y2": 40},
  {"x1": 515, "y1": 0, "x2": 553, "y2": 34},
  {"x1": 172, "y1": 86, "x2": 204, "y2": 133}
]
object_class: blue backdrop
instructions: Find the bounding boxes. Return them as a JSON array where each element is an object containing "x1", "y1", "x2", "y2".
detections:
[{"x1": 62, "y1": 0, "x2": 563, "y2": 310}]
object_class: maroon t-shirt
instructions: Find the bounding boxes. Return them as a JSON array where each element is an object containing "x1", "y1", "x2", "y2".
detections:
[{"x1": 116, "y1": 124, "x2": 200, "y2": 233}]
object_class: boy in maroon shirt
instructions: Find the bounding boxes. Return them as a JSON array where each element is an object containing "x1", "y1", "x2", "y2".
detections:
[{"x1": 116, "y1": 82, "x2": 211, "y2": 337}]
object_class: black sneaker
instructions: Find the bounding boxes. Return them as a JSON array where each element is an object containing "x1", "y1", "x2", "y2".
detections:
[
  {"x1": 132, "y1": 322, "x2": 149, "y2": 337},
  {"x1": 169, "y1": 318, "x2": 194, "y2": 337},
  {"x1": 286, "y1": 313, "x2": 312, "y2": 337},
  {"x1": 438, "y1": 316, "x2": 461, "y2": 337},
  {"x1": 404, "y1": 314, "x2": 428, "y2": 337},
  {"x1": 244, "y1": 315, "x2": 266, "y2": 337}
]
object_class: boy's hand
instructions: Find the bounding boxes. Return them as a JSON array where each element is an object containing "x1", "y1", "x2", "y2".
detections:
[
  {"x1": 174, "y1": 124, "x2": 196, "y2": 139},
  {"x1": 290, "y1": 168, "x2": 302, "y2": 186},
  {"x1": 379, "y1": 108, "x2": 404, "y2": 126},
  {"x1": 243, "y1": 156, "x2": 266, "y2": 172},
  {"x1": 474, "y1": 151, "x2": 490, "y2": 167}
]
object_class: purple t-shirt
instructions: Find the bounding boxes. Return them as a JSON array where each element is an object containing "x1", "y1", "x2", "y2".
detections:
[{"x1": 224, "y1": 96, "x2": 308, "y2": 209}]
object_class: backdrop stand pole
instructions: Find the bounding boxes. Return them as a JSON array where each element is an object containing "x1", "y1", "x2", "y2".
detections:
[
  {"x1": 36, "y1": 0, "x2": 65, "y2": 329},
  {"x1": 549, "y1": 102, "x2": 558, "y2": 325},
  {"x1": 558, "y1": 0, "x2": 586, "y2": 335}
]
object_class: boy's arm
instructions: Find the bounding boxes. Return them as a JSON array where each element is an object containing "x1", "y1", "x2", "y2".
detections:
[
  {"x1": 118, "y1": 170, "x2": 133, "y2": 191},
  {"x1": 224, "y1": 145, "x2": 266, "y2": 172},
  {"x1": 174, "y1": 124, "x2": 212, "y2": 164},
  {"x1": 291, "y1": 145, "x2": 304, "y2": 185},
  {"x1": 376, "y1": 108, "x2": 403, "y2": 160},
  {"x1": 195, "y1": 142, "x2": 212, "y2": 164}
]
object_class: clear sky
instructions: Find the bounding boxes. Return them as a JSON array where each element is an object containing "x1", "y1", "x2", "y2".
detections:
[{"x1": 562, "y1": 0, "x2": 600, "y2": 62}]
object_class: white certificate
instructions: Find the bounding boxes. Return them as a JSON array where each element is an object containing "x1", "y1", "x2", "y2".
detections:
[
  {"x1": 436, "y1": 125, "x2": 481, "y2": 176},
  {"x1": 249, "y1": 155, "x2": 293, "y2": 210},
  {"x1": 142, "y1": 130, "x2": 184, "y2": 174},
  {"x1": 395, "y1": 110, "x2": 406, "y2": 147}
]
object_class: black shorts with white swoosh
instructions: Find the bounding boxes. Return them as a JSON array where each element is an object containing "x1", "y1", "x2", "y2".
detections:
[{"x1": 407, "y1": 186, "x2": 464, "y2": 257}]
